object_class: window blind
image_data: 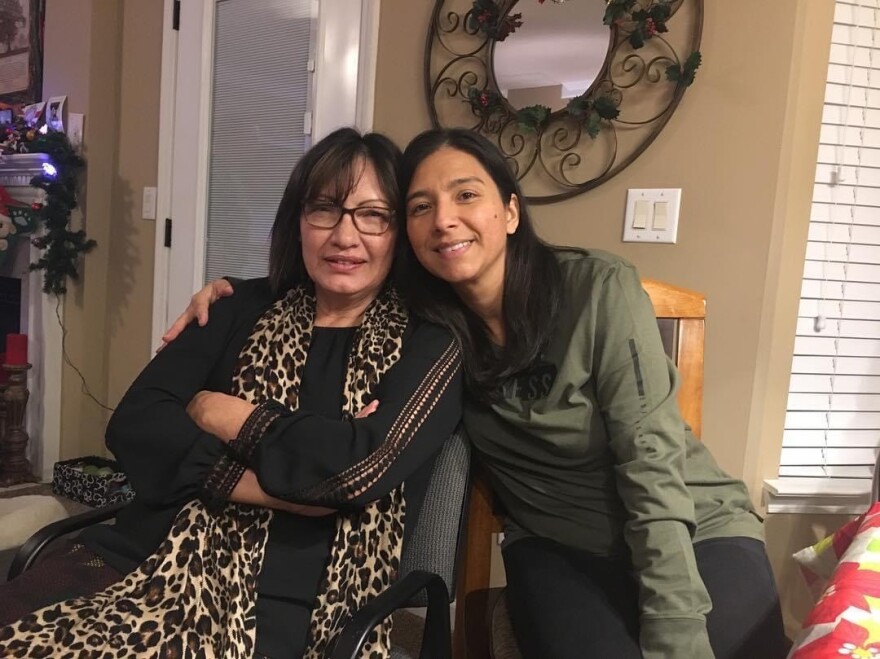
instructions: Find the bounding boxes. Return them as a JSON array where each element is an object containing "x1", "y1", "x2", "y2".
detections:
[
  {"x1": 203, "y1": 0, "x2": 313, "y2": 283},
  {"x1": 781, "y1": 0, "x2": 880, "y2": 484}
]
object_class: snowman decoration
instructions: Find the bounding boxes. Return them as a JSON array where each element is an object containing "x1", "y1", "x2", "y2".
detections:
[{"x1": 0, "y1": 196, "x2": 16, "y2": 254}]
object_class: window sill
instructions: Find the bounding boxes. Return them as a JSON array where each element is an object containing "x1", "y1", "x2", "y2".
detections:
[{"x1": 763, "y1": 478, "x2": 871, "y2": 515}]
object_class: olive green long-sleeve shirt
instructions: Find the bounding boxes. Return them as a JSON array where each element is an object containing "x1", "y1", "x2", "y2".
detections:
[{"x1": 464, "y1": 248, "x2": 762, "y2": 659}]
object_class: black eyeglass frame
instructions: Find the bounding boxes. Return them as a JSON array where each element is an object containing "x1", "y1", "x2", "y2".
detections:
[{"x1": 303, "y1": 202, "x2": 397, "y2": 236}]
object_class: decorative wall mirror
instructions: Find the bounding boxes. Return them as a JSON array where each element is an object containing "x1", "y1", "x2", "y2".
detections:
[{"x1": 425, "y1": 0, "x2": 703, "y2": 204}]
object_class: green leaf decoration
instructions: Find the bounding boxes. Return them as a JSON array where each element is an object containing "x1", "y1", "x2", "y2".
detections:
[
  {"x1": 593, "y1": 95, "x2": 620, "y2": 120},
  {"x1": 516, "y1": 104, "x2": 551, "y2": 133},
  {"x1": 629, "y1": 30, "x2": 645, "y2": 50},
  {"x1": 567, "y1": 93, "x2": 618, "y2": 138},
  {"x1": 648, "y1": 2, "x2": 672, "y2": 24},
  {"x1": 667, "y1": 50, "x2": 702, "y2": 87},
  {"x1": 469, "y1": 0, "x2": 521, "y2": 42},
  {"x1": 603, "y1": 0, "x2": 637, "y2": 26},
  {"x1": 586, "y1": 112, "x2": 603, "y2": 139},
  {"x1": 566, "y1": 94, "x2": 591, "y2": 120}
]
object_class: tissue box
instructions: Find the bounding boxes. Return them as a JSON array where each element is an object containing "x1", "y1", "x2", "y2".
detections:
[{"x1": 51, "y1": 456, "x2": 134, "y2": 507}]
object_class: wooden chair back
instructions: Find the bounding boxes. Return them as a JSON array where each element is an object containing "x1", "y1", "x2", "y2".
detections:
[{"x1": 452, "y1": 278, "x2": 707, "y2": 659}]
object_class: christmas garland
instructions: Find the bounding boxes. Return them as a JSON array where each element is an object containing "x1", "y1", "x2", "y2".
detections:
[
  {"x1": 27, "y1": 131, "x2": 93, "y2": 296},
  {"x1": 1, "y1": 114, "x2": 93, "y2": 295}
]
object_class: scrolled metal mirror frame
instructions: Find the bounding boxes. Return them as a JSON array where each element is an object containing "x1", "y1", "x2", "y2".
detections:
[{"x1": 425, "y1": 0, "x2": 704, "y2": 204}]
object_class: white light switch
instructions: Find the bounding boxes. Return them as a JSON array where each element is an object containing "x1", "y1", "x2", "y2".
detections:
[
  {"x1": 632, "y1": 200, "x2": 650, "y2": 229},
  {"x1": 652, "y1": 201, "x2": 669, "y2": 230},
  {"x1": 623, "y1": 188, "x2": 681, "y2": 243},
  {"x1": 142, "y1": 186, "x2": 157, "y2": 220}
]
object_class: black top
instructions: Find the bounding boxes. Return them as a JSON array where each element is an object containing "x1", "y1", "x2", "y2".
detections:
[{"x1": 80, "y1": 279, "x2": 462, "y2": 658}]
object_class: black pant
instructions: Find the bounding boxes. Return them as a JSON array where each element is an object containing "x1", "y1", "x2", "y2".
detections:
[{"x1": 502, "y1": 535, "x2": 788, "y2": 659}]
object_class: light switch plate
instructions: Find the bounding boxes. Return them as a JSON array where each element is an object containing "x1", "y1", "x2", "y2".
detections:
[
  {"x1": 142, "y1": 186, "x2": 158, "y2": 220},
  {"x1": 622, "y1": 188, "x2": 681, "y2": 244}
]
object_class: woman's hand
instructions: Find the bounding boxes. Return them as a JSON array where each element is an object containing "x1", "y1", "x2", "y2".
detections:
[
  {"x1": 158, "y1": 279, "x2": 234, "y2": 351},
  {"x1": 187, "y1": 391, "x2": 254, "y2": 441},
  {"x1": 355, "y1": 400, "x2": 379, "y2": 419}
]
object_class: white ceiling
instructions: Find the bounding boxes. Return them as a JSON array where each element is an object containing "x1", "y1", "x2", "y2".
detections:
[{"x1": 494, "y1": 0, "x2": 610, "y2": 97}]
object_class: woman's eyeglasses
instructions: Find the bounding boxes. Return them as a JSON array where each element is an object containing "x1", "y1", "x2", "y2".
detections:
[{"x1": 304, "y1": 202, "x2": 395, "y2": 235}]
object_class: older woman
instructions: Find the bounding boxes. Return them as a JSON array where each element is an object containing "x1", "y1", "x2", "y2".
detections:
[{"x1": 0, "y1": 128, "x2": 462, "y2": 659}]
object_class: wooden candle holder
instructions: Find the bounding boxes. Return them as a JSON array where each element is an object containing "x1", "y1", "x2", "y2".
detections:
[
  {"x1": 0, "y1": 363, "x2": 36, "y2": 487},
  {"x1": 0, "y1": 382, "x2": 7, "y2": 443}
]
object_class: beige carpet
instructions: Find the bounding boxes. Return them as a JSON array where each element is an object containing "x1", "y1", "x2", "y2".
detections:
[
  {"x1": 0, "y1": 482, "x2": 91, "y2": 517},
  {"x1": 0, "y1": 483, "x2": 92, "y2": 583}
]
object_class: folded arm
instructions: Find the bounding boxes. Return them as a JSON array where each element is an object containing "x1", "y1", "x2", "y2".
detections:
[{"x1": 202, "y1": 322, "x2": 463, "y2": 509}]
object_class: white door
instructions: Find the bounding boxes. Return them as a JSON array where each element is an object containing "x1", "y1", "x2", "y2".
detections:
[{"x1": 151, "y1": 0, "x2": 381, "y2": 349}]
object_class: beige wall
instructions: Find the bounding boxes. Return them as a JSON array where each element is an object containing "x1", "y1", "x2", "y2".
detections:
[
  {"x1": 43, "y1": 0, "x2": 162, "y2": 458},
  {"x1": 43, "y1": 0, "x2": 120, "y2": 459},
  {"x1": 104, "y1": 2, "x2": 163, "y2": 409},
  {"x1": 45, "y1": 0, "x2": 843, "y2": 634}
]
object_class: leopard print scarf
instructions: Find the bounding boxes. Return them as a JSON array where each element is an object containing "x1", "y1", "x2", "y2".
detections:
[{"x1": 0, "y1": 286, "x2": 408, "y2": 659}]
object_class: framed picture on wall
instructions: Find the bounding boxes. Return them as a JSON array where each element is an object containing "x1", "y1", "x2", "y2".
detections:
[{"x1": 0, "y1": 0, "x2": 43, "y2": 105}]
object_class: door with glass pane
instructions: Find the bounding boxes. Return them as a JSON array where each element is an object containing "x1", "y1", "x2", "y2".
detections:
[{"x1": 154, "y1": 0, "x2": 378, "y2": 343}]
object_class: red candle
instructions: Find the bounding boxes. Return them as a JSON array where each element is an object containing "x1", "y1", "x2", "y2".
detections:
[{"x1": 5, "y1": 334, "x2": 27, "y2": 365}]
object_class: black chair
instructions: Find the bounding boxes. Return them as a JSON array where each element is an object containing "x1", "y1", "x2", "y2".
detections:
[{"x1": 8, "y1": 426, "x2": 472, "y2": 659}]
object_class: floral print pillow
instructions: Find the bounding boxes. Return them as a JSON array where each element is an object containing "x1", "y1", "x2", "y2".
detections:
[{"x1": 790, "y1": 503, "x2": 880, "y2": 658}]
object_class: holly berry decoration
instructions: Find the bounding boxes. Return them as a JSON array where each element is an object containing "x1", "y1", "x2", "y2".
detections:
[
  {"x1": 466, "y1": 87, "x2": 503, "y2": 118},
  {"x1": 629, "y1": 2, "x2": 671, "y2": 49},
  {"x1": 31, "y1": 202, "x2": 43, "y2": 210},
  {"x1": 468, "y1": 0, "x2": 522, "y2": 42},
  {"x1": 602, "y1": 0, "x2": 672, "y2": 49}
]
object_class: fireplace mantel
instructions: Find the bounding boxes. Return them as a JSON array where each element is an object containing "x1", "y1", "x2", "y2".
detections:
[{"x1": 3, "y1": 152, "x2": 61, "y2": 482}]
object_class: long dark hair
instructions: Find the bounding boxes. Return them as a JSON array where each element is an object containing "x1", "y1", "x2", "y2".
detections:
[
  {"x1": 268, "y1": 127, "x2": 403, "y2": 295},
  {"x1": 400, "y1": 128, "x2": 562, "y2": 401}
]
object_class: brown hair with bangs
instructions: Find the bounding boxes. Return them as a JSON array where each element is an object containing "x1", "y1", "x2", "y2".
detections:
[{"x1": 268, "y1": 127, "x2": 403, "y2": 294}]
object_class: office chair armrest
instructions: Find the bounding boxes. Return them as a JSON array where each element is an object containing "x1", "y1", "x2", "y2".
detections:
[
  {"x1": 331, "y1": 569, "x2": 451, "y2": 659},
  {"x1": 7, "y1": 501, "x2": 127, "y2": 580}
]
